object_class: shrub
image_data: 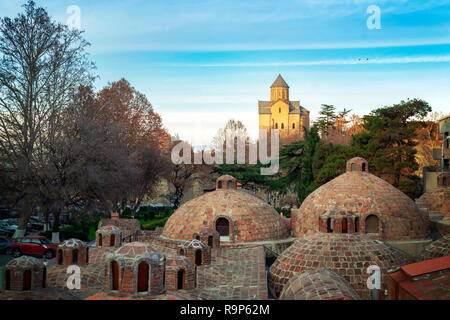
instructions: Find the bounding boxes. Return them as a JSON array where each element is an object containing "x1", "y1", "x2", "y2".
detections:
[{"x1": 142, "y1": 217, "x2": 169, "y2": 230}]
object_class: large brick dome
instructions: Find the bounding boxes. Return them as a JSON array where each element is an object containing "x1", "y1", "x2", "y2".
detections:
[
  {"x1": 162, "y1": 175, "x2": 289, "y2": 243},
  {"x1": 268, "y1": 233, "x2": 411, "y2": 299},
  {"x1": 291, "y1": 157, "x2": 429, "y2": 241}
]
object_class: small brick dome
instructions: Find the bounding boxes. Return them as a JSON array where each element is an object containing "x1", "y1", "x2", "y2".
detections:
[
  {"x1": 113, "y1": 242, "x2": 158, "y2": 257},
  {"x1": 96, "y1": 225, "x2": 122, "y2": 248},
  {"x1": 279, "y1": 268, "x2": 361, "y2": 300},
  {"x1": 5, "y1": 256, "x2": 45, "y2": 270},
  {"x1": 57, "y1": 239, "x2": 89, "y2": 266},
  {"x1": 216, "y1": 175, "x2": 237, "y2": 190},
  {"x1": 418, "y1": 235, "x2": 450, "y2": 261},
  {"x1": 106, "y1": 242, "x2": 165, "y2": 295},
  {"x1": 416, "y1": 187, "x2": 450, "y2": 216},
  {"x1": 59, "y1": 238, "x2": 86, "y2": 249},
  {"x1": 165, "y1": 255, "x2": 196, "y2": 291},
  {"x1": 99, "y1": 225, "x2": 121, "y2": 232},
  {"x1": 268, "y1": 233, "x2": 411, "y2": 299},
  {"x1": 162, "y1": 176, "x2": 289, "y2": 243},
  {"x1": 2, "y1": 256, "x2": 46, "y2": 291},
  {"x1": 292, "y1": 157, "x2": 429, "y2": 241},
  {"x1": 346, "y1": 157, "x2": 369, "y2": 173}
]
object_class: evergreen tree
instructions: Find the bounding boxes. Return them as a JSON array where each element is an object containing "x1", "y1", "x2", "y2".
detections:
[
  {"x1": 315, "y1": 104, "x2": 337, "y2": 136},
  {"x1": 269, "y1": 126, "x2": 321, "y2": 205},
  {"x1": 351, "y1": 98, "x2": 432, "y2": 198}
]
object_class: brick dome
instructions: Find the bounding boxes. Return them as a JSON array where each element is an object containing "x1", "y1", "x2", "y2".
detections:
[
  {"x1": 416, "y1": 188, "x2": 450, "y2": 216},
  {"x1": 162, "y1": 176, "x2": 289, "y2": 243},
  {"x1": 268, "y1": 233, "x2": 411, "y2": 299},
  {"x1": 59, "y1": 238, "x2": 86, "y2": 249},
  {"x1": 279, "y1": 268, "x2": 361, "y2": 300},
  {"x1": 5, "y1": 256, "x2": 44, "y2": 270},
  {"x1": 99, "y1": 225, "x2": 121, "y2": 231},
  {"x1": 113, "y1": 242, "x2": 158, "y2": 258},
  {"x1": 292, "y1": 157, "x2": 429, "y2": 241},
  {"x1": 418, "y1": 235, "x2": 450, "y2": 261}
]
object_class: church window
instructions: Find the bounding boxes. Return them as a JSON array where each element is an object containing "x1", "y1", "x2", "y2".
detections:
[
  {"x1": 292, "y1": 123, "x2": 295, "y2": 129},
  {"x1": 275, "y1": 123, "x2": 278, "y2": 129},
  {"x1": 281, "y1": 123, "x2": 284, "y2": 129}
]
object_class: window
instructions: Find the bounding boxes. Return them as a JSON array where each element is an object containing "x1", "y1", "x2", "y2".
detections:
[
  {"x1": 227, "y1": 181, "x2": 232, "y2": 189},
  {"x1": 111, "y1": 261, "x2": 119, "y2": 290},
  {"x1": 195, "y1": 249, "x2": 202, "y2": 266},
  {"x1": 98, "y1": 234, "x2": 103, "y2": 246},
  {"x1": 58, "y1": 249, "x2": 63, "y2": 265},
  {"x1": 216, "y1": 218, "x2": 230, "y2": 236},
  {"x1": 279, "y1": 108, "x2": 281, "y2": 113},
  {"x1": 342, "y1": 218, "x2": 348, "y2": 234},
  {"x1": 137, "y1": 262, "x2": 149, "y2": 293},
  {"x1": 208, "y1": 236, "x2": 213, "y2": 247},
  {"x1": 446, "y1": 132, "x2": 449, "y2": 148},
  {"x1": 292, "y1": 123, "x2": 295, "y2": 129},
  {"x1": 327, "y1": 218, "x2": 332, "y2": 233},
  {"x1": 177, "y1": 270, "x2": 185, "y2": 290},
  {"x1": 42, "y1": 267, "x2": 46, "y2": 288},
  {"x1": 362, "y1": 163, "x2": 366, "y2": 172},
  {"x1": 72, "y1": 249, "x2": 78, "y2": 264},
  {"x1": 365, "y1": 215, "x2": 379, "y2": 233},
  {"x1": 275, "y1": 123, "x2": 278, "y2": 129},
  {"x1": 23, "y1": 270, "x2": 32, "y2": 291},
  {"x1": 355, "y1": 217, "x2": 359, "y2": 233},
  {"x1": 110, "y1": 234, "x2": 115, "y2": 246},
  {"x1": 218, "y1": 181, "x2": 223, "y2": 189},
  {"x1": 5, "y1": 270, "x2": 11, "y2": 290},
  {"x1": 281, "y1": 123, "x2": 284, "y2": 129},
  {"x1": 351, "y1": 163, "x2": 357, "y2": 171}
]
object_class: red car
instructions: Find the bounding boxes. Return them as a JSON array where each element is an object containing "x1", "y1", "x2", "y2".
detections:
[{"x1": 11, "y1": 236, "x2": 58, "y2": 259}]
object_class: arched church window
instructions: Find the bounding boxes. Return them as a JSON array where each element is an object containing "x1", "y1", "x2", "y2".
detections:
[
  {"x1": 292, "y1": 123, "x2": 295, "y2": 129},
  {"x1": 281, "y1": 123, "x2": 284, "y2": 129}
]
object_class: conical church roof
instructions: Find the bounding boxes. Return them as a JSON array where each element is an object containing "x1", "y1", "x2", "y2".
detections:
[{"x1": 270, "y1": 74, "x2": 289, "y2": 88}]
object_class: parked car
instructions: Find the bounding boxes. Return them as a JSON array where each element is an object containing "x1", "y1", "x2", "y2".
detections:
[
  {"x1": 0, "y1": 222, "x2": 15, "y2": 237},
  {"x1": 11, "y1": 236, "x2": 58, "y2": 259},
  {"x1": 26, "y1": 217, "x2": 44, "y2": 231},
  {"x1": 0, "y1": 227, "x2": 8, "y2": 237},
  {"x1": 0, "y1": 237, "x2": 13, "y2": 255}
]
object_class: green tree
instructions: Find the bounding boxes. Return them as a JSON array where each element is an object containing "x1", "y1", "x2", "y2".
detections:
[
  {"x1": 351, "y1": 98, "x2": 432, "y2": 198},
  {"x1": 315, "y1": 104, "x2": 337, "y2": 136},
  {"x1": 269, "y1": 126, "x2": 321, "y2": 204}
]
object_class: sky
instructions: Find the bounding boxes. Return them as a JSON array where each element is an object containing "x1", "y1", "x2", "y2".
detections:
[{"x1": 1, "y1": 0, "x2": 450, "y2": 145}]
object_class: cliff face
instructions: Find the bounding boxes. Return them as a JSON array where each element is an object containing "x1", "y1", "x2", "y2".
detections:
[{"x1": 146, "y1": 166, "x2": 218, "y2": 206}]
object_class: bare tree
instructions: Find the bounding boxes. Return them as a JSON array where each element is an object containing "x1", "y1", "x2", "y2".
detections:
[{"x1": 0, "y1": 1, "x2": 95, "y2": 237}]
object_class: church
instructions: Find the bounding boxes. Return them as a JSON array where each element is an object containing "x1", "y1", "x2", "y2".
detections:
[{"x1": 258, "y1": 74, "x2": 310, "y2": 145}]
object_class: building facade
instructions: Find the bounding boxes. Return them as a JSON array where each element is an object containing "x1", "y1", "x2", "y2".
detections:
[{"x1": 258, "y1": 74, "x2": 310, "y2": 145}]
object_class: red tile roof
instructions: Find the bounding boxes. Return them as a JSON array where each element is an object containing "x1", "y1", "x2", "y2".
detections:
[
  {"x1": 388, "y1": 256, "x2": 450, "y2": 300},
  {"x1": 402, "y1": 255, "x2": 450, "y2": 277}
]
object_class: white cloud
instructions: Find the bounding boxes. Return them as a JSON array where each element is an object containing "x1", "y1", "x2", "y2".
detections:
[{"x1": 172, "y1": 55, "x2": 450, "y2": 67}]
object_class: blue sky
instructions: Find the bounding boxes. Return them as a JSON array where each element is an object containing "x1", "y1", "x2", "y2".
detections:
[{"x1": 1, "y1": 0, "x2": 450, "y2": 145}]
